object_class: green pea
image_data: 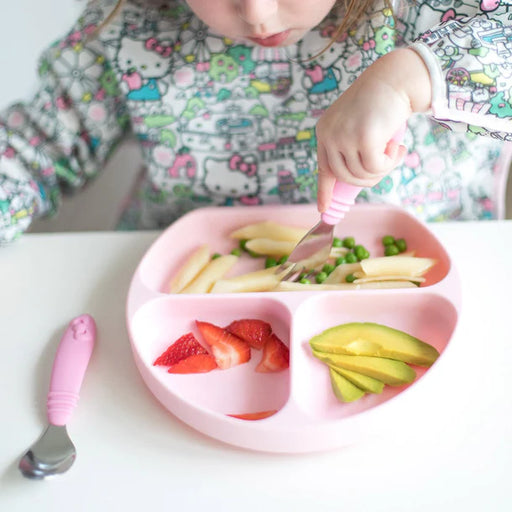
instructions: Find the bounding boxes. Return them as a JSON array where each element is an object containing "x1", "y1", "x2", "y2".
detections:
[
  {"x1": 265, "y1": 257, "x2": 277, "y2": 268},
  {"x1": 342, "y1": 236, "x2": 355, "y2": 249},
  {"x1": 335, "y1": 257, "x2": 346, "y2": 266},
  {"x1": 395, "y1": 238, "x2": 407, "y2": 253},
  {"x1": 315, "y1": 272, "x2": 328, "y2": 284},
  {"x1": 384, "y1": 244, "x2": 400, "y2": 256},
  {"x1": 230, "y1": 248, "x2": 241, "y2": 256},
  {"x1": 211, "y1": 253, "x2": 222, "y2": 260},
  {"x1": 354, "y1": 245, "x2": 370, "y2": 261},
  {"x1": 345, "y1": 273, "x2": 356, "y2": 283},
  {"x1": 322, "y1": 263, "x2": 335, "y2": 275},
  {"x1": 332, "y1": 237, "x2": 343, "y2": 248},
  {"x1": 299, "y1": 278, "x2": 311, "y2": 285},
  {"x1": 382, "y1": 235, "x2": 395, "y2": 246},
  {"x1": 277, "y1": 255, "x2": 289, "y2": 265},
  {"x1": 345, "y1": 252, "x2": 358, "y2": 263}
]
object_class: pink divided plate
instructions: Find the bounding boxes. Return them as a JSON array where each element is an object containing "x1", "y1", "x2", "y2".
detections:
[{"x1": 126, "y1": 204, "x2": 461, "y2": 453}]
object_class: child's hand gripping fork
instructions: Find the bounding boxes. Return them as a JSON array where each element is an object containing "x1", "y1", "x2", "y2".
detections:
[{"x1": 278, "y1": 126, "x2": 406, "y2": 282}]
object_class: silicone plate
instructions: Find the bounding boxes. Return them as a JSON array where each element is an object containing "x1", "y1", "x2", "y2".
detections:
[{"x1": 126, "y1": 204, "x2": 461, "y2": 453}]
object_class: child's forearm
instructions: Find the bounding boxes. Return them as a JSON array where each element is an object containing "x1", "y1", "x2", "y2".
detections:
[{"x1": 369, "y1": 48, "x2": 433, "y2": 115}]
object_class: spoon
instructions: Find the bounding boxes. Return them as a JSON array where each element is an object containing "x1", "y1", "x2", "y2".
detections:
[{"x1": 19, "y1": 314, "x2": 96, "y2": 479}]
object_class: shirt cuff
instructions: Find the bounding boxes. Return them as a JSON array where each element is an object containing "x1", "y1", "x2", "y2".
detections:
[{"x1": 408, "y1": 41, "x2": 445, "y2": 118}]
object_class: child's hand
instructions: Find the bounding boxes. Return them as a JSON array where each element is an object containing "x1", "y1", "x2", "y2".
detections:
[{"x1": 315, "y1": 48, "x2": 432, "y2": 212}]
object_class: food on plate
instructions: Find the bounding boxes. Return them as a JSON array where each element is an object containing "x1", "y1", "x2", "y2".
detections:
[
  {"x1": 227, "y1": 410, "x2": 278, "y2": 420},
  {"x1": 167, "y1": 354, "x2": 218, "y2": 374},
  {"x1": 244, "y1": 238, "x2": 297, "y2": 257},
  {"x1": 230, "y1": 221, "x2": 307, "y2": 243},
  {"x1": 331, "y1": 366, "x2": 385, "y2": 394},
  {"x1": 153, "y1": 332, "x2": 208, "y2": 366},
  {"x1": 309, "y1": 322, "x2": 439, "y2": 367},
  {"x1": 153, "y1": 333, "x2": 217, "y2": 374},
  {"x1": 168, "y1": 244, "x2": 210, "y2": 293},
  {"x1": 153, "y1": 317, "x2": 288, "y2": 376},
  {"x1": 312, "y1": 350, "x2": 416, "y2": 386},
  {"x1": 195, "y1": 320, "x2": 251, "y2": 369},
  {"x1": 310, "y1": 322, "x2": 441, "y2": 402},
  {"x1": 329, "y1": 368, "x2": 366, "y2": 403},
  {"x1": 256, "y1": 333, "x2": 290, "y2": 372},
  {"x1": 180, "y1": 254, "x2": 238, "y2": 294},
  {"x1": 210, "y1": 267, "x2": 283, "y2": 293},
  {"x1": 357, "y1": 256, "x2": 436, "y2": 278},
  {"x1": 350, "y1": 275, "x2": 425, "y2": 284},
  {"x1": 382, "y1": 234, "x2": 408, "y2": 256},
  {"x1": 166, "y1": 220, "x2": 437, "y2": 293},
  {"x1": 225, "y1": 318, "x2": 272, "y2": 349},
  {"x1": 323, "y1": 262, "x2": 362, "y2": 284},
  {"x1": 274, "y1": 280, "x2": 417, "y2": 292}
]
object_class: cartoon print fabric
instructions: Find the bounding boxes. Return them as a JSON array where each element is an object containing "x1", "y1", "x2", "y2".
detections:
[{"x1": 1, "y1": 0, "x2": 512, "y2": 241}]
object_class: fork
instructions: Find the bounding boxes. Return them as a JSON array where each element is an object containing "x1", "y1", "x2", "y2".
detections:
[
  {"x1": 278, "y1": 182, "x2": 362, "y2": 282},
  {"x1": 279, "y1": 126, "x2": 407, "y2": 282}
]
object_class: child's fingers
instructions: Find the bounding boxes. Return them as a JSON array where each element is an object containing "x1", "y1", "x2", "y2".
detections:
[
  {"x1": 316, "y1": 143, "x2": 336, "y2": 213},
  {"x1": 326, "y1": 145, "x2": 366, "y2": 181},
  {"x1": 385, "y1": 124, "x2": 407, "y2": 164},
  {"x1": 385, "y1": 141, "x2": 407, "y2": 167},
  {"x1": 357, "y1": 136, "x2": 408, "y2": 178},
  {"x1": 396, "y1": 144, "x2": 407, "y2": 164},
  {"x1": 384, "y1": 139, "x2": 399, "y2": 159},
  {"x1": 317, "y1": 172, "x2": 337, "y2": 213}
]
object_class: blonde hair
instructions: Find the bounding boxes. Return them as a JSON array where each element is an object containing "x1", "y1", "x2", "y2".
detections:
[
  {"x1": 337, "y1": 0, "x2": 394, "y2": 35},
  {"x1": 93, "y1": 0, "x2": 393, "y2": 45},
  {"x1": 89, "y1": 0, "x2": 126, "y2": 39}
]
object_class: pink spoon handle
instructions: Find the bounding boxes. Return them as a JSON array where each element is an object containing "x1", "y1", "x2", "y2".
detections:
[
  {"x1": 320, "y1": 124, "x2": 407, "y2": 225},
  {"x1": 46, "y1": 314, "x2": 96, "y2": 426}
]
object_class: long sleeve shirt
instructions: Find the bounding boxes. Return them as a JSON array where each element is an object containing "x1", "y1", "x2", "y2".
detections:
[{"x1": 1, "y1": 0, "x2": 511, "y2": 242}]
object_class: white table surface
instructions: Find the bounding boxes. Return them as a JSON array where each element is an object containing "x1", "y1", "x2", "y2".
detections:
[{"x1": 1, "y1": 222, "x2": 511, "y2": 511}]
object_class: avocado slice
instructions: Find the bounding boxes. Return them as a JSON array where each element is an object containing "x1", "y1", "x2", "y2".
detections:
[
  {"x1": 312, "y1": 350, "x2": 416, "y2": 386},
  {"x1": 328, "y1": 368, "x2": 366, "y2": 403},
  {"x1": 330, "y1": 366, "x2": 384, "y2": 394},
  {"x1": 309, "y1": 322, "x2": 439, "y2": 367}
]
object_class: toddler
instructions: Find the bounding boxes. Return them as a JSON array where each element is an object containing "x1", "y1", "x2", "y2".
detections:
[{"x1": 1, "y1": 0, "x2": 511, "y2": 243}]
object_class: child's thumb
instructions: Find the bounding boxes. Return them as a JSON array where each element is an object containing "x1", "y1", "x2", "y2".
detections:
[{"x1": 316, "y1": 168, "x2": 336, "y2": 213}]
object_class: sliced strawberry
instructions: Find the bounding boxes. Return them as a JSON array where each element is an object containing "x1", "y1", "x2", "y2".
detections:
[
  {"x1": 255, "y1": 333, "x2": 289, "y2": 373},
  {"x1": 167, "y1": 354, "x2": 218, "y2": 374},
  {"x1": 153, "y1": 332, "x2": 208, "y2": 367},
  {"x1": 228, "y1": 410, "x2": 278, "y2": 420},
  {"x1": 225, "y1": 318, "x2": 272, "y2": 350},
  {"x1": 196, "y1": 320, "x2": 251, "y2": 370}
]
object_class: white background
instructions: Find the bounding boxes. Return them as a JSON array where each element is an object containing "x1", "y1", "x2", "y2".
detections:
[{"x1": 0, "y1": 1, "x2": 83, "y2": 103}]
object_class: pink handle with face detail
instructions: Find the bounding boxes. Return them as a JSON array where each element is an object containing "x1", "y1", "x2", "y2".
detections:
[
  {"x1": 46, "y1": 314, "x2": 96, "y2": 426},
  {"x1": 320, "y1": 124, "x2": 407, "y2": 225}
]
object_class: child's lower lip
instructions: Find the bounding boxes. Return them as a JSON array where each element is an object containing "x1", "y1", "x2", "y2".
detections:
[{"x1": 249, "y1": 30, "x2": 291, "y2": 47}]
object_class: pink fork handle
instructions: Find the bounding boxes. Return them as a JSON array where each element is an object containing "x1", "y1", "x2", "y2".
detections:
[
  {"x1": 321, "y1": 183, "x2": 363, "y2": 225},
  {"x1": 47, "y1": 314, "x2": 96, "y2": 426},
  {"x1": 321, "y1": 124, "x2": 407, "y2": 225}
]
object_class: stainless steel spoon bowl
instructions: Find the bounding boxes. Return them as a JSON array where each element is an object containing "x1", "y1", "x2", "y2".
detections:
[{"x1": 19, "y1": 425, "x2": 76, "y2": 479}]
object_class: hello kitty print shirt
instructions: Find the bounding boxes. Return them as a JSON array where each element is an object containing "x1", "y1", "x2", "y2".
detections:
[{"x1": 1, "y1": 0, "x2": 512, "y2": 242}]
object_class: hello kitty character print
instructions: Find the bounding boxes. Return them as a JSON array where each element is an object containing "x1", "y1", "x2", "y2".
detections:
[{"x1": 1, "y1": 0, "x2": 512, "y2": 241}]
